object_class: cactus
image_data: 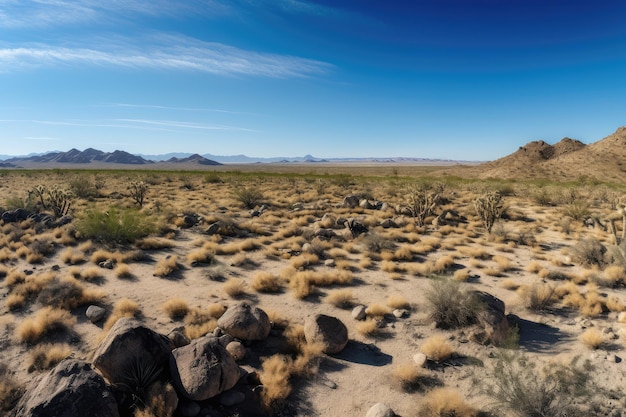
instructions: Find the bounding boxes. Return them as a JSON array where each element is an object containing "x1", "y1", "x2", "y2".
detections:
[
  {"x1": 474, "y1": 191, "x2": 503, "y2": 233},
  {"x1": 405, "y1": 183, "x2": 443, "y2": 227},
  {"x1": 128, "y1": 181, "x2": 148, "y2": 208}
]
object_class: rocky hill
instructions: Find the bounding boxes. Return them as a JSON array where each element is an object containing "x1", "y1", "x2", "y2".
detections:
[
  {"x1": 166, "y1": 154, "x2": 221, "y2": 166},
  {"x1": 445, "y1": 127, "x2": 625, "y2": 182}
]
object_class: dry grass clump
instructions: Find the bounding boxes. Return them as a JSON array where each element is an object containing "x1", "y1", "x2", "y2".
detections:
[
  {"x1": 420, "y1": 335, "x2": 455, "y2": 362},
  {"x1": 184, "y1": 305, "x2": 225, "y2": 339},
  {"x1": 417, "y1": 387, "x2": 477, "y2": 417},
  {"x1": 453, "y1": 269, "x2": 470, "y2": 282},
  {"x1": 80, "y1": 266, "x2": 103, "y2": 281},
  {"x1": 518, "y1": 282, "x2": 556, "y2": 312},
  {"x1": 355, "y1": 318, "x2": 381, "y2": 336},
  {"x1": 4, "y1": 269, "x2": 27, "y2": 287},
  {"x1": 251, "y1": 272, "x2": 283, "y2": 293},
  {"x1": 493, "y1": 255, "x2": 514, "y2": 271},
  {"x1": 381, "y1": 260, "x2": 406, "y2": 273},
  {"x1": 288, "y1": 269, "x2": 353, "y2": 299},
  {"x1": 136, "y1": 237, "x2": 175, "y2": 250},
  {"x1": 390, "y1": 363, "x2": 427, "y2": 392},
  {"x1": 579, "y1": 328, "x2": 605, "y2": 349},
  {"x1": 229, "y1": 253, "x2": 257, "y2": 268},
  {"x1": 433, "y1": 255, "x2": 455, "y2": 273},
  {"x1": 501, "y1": 278, "x2": 520, "y2": 290},
  {"x1": 223, "y1": 278, "x2": 248, "y2": 298},
  {"x1": 36, "y1": 276, "x2": 104, "y2": 309},
  {"x1": 6, "y1": 293, "x2": 26, "y2": 311},
  {"x1": 28, "y1": 343, "x2": 71, "y2": 372},
  {"x1": 525, "y1": 260, "x2": 543, "y2": 274},
  {"x1": 162, "y1": 297, "x2": 190, "y2": 320},
  {"x1": 366, "y1": 303, "x2": 391, "y2": 318},
  {"x1": 114, "y1": 263, "x2": 134, "y2": 279},
  {"x1": 600, "y1": 265, "x2": 625, "y2": 287},
  {"x1": 187, "y1": 246, "x2": 215, "y2": 266},
  {"x1": 325, "y1": 289, "x2": 355, "y2": 309},
  {"x1": 0, "y1": 365, "x2": 23, "y2": 412},
  {"x1": 17, "y1": 306, "x2": 77, "y2": 344},
  {"x1": 103, "y1": 298, "x2": 140, "y2": 332},
  {"x1": 290, "y1": 253, "x2": 320, "y2": 270},
  {"x1": 425, "y1": 279, "x2": 480, "y2": 329},
  {"x1": 458, "y1": 246, "x2": 490, "y2": 260},
  {"x1": 90, "y1": 249, "x2": 123, "y2": 264},
  {"x1": 259, "y1": 344, "x2": 324, "y2": 411},
  {"x1": 386, "y1": 294, "x2": 410, "y2": 309},
  {"x1": 154, "y1": 255, "x2": 179, "y2": 277},
  {"x1": 60, "y1": 248, "x2": 86, "y2": 265}
]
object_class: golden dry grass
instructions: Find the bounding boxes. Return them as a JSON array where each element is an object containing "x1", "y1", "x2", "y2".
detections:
[
  {"x1": 386, "y1": 294, "x2": 410, "y2": 309},
  {"x1": 103, "y1": 298, "x2": 140, "y2": 332},
  {"x1": 418, "y1": 387, "x2": 477, "y2": 417},
  {"x1": 325, "y1": 289, "x2": 355, "y2": 309},
  {"x1": 251, "y1": 272, "x2": 283, "y2": 293},
  {"x1": 162, "y1": 297, "x2": 190, "y2": 320},
  {"x1": 580, "y1": 328, "x2": 605, "y2": 349},
  {"x1": 114, "y1": 263, "x2": 134, "y2": 279},
  {"x1": 223, "y1": 278, "x2": 248, "y2": 298},
  {"x1": 28, "y1": 343, "x2": 71, "y2": 371},
  {"x1": 17, "y1": 307, "x2": 77, "y2": 344},
  {"x1": 355, "y1": 318, "x2": 380, "y2": 336},
  {"x1": 365, "y1": 303, "x2": 390, "y2": 318},
  {"x1": 390, "y1": 363, "x2": 424, "y2": 392},
  {"x1": 420, "y1": 335, "x2": 454, "y2": 362},
  {"x1": 154, "y1": 255, "x2": 179, "y2": 277}
]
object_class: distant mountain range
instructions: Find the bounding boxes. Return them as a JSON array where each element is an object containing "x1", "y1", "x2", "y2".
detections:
[{"x1": 0, "y1": 148, "x2": 466, "y2": 166}]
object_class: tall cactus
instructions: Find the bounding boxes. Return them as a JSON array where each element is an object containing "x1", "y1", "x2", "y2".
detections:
[{"x1": 474, "y1": 191, "x2": 503, "y2": 233}]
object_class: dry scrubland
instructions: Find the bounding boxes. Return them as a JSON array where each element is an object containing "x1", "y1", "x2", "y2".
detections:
[{"x1": 1, "y1": 168, "x2": 626, "y2": 416}]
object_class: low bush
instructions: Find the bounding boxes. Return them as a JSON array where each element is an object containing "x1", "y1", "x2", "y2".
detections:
[
  {"x1": 17, "y1": 306, "x2": 77, "y2": 344},
  {"x1": 418, "y1": 388, "x2": 477, "y2": 417},
  {"x1": 420, "y1": 335, "x2": 455, "y2": 362},
  {"x1": 485, "y1": 353, "x2": 597, "y2": 417},
  {"x1": 76, "y1": 207, "x2": 155, "y2": 243},
  {"x1": 425, "y1": 279, "x2": 481, "y2": 329}
]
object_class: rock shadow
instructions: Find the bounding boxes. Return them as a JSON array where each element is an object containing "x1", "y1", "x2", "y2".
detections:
[
  {"x1": 517, "y1": 317, "x2": 570, "y2": 352},
  {"x1": 333, "y1": 341, "x2": 392, "y2": 366}
]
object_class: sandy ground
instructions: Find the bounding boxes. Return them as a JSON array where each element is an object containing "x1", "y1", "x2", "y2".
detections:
[{"x1": 1, "y1": 171, "x2": 626, "y2": 416}]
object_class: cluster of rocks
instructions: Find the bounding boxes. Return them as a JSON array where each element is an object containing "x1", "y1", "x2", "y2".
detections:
[
  {"x1": 342, "y1": 195, "x2": 388, "y2": 211},
  {"x1": 10, "y1": 303, "x2": 351, "y2": 417},
  {"x1": 1, "y1": 208, "x2": 72, "y2": 228}
]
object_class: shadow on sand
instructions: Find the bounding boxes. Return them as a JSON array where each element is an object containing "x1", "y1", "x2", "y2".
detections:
[
  {"x1": 517, "y1": 317, "x2": 571, "y2": 352},
  {"x1": 332, "y1": 340, "x2": 393, "y2": 366}
]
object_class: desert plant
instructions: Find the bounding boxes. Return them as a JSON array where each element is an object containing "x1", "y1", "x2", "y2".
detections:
[
  {"x1": 0, "y1": 364, "x2": 23, "y2": 411},
  {"x1": 223, "y1": 278, "x2": 248, "y2": 297},
  {"x1": 251, "y1": 272, "x2": 283, "y2": 293},
  {"x1": 69, "y1": 176, "x2": 98, "y2": 198},
  {"x1": 115, "y1": 356, "x2": 164, "y2": 411},
  {"x1": 154, "y1": 255, "x2": 179, "y2": 278},
  {"x1": 579, "y1": 328, "x2": 605, "y2": 349},
  {"x1": 128, "y1": 181, "x2": 148, "y2": 207},
  {"x1": 405, "y1": 182, "x2": 444, "y2": 227},
  {"x1": 233, "y1": 187, "x2": 263, "y2": 209},
  {"x1": 420, "y1": 335, "x2": 455, "y2": 362},
  {"x1": 561, "y1": 201, "x2": 590, "y2": 221},
  {"x1": 32, "y1": 185, "x2": 72, "y2": 217},
  {"x1": 325, "y1": 289, "x2": 354, "y2": 308},
  {"x1": 17, "y1": 306, "x2": 77, "y2": 344},
  {"x1": 425, "y1": 279, "x2": 481, "y2": 329},
  {"x1": 76, "y1": 207, "x2": 155, "y2": 243},
  {"x1": 474, "y1": 191, "x2": 504, "y2": 233},
  {"x1": 518, "y1": 282, "x2": 557, "y2": 312},
  {"x1": 28, "y1": 343, "x2": 71, "y2": 372},
  {"x1": 485, "y1": 353, "x2": 597, "y2": 417},
  {"x1": 570, "y1": 237, "x2": 606, "y2": 267},
  {"x1": 418, "y1": 388, "x2": 477, "y2": 417}
]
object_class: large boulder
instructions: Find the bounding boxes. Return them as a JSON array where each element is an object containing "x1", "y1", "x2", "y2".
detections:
[
  {"x1": 342, "y1": 195, "x2": 360, "y2": 208},
  {"x1": 304, "y1": 314, "x2": 348, "y2": 354},
  {"x1": 470, "y1": 291, "x2": 509, "y2": 345},
  {"x1": 92, "y1": 318, "x2": 173, "y2": 385},
  {"x1": 217, "y1": 303, "x2": 271, "y2": 341},
  {"x1": 11, "y1": 359, "x2": 119, "y2": 417},
  {"x1": 169, "y1": 335, "x2": 241, "y2": 401}
]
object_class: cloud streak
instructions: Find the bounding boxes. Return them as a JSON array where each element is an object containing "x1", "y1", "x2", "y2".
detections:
[{"x1": 0, "y1": 35, "x2": 332, "y2": 77}]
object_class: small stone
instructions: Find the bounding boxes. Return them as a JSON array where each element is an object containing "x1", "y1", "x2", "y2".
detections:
[
  {"x1": 352, "y1": 305, "x2": 367, "y2": 321},
  {"x1": 86, "y1": 305, "x2": 106, "y2": 323},
  {"x1": 614, "y1": 355, "x2": 622, "y2": 364},
  {"x1": 324, "y1": 259, "x2": 335, "y2": 267},
  {"x1": 413, "y1": 353, "x2": 427, "y2": 368},
  {"x1": 220, "y1": 390, "x2": 245, "y2": 407},
  {"x1": 302, "y1": 243, "x2": 312, "y2": 253},
  {"x1": 392, "y1": 309, "x2": 408, "y2": 318},
  {"x1": 618, "y1": 312, "x2": 626, "y2": 323},
  {"x1": 366, "y1": 402, "x2": 395, "y2": 417},
  {"x1": 213, "y1": 327, "x2": 224, "y2": 337},
  {"x1": 321, "y1": 378, "x2": 337, "y2": 389},
  {"x1": 226, "y1": 341, "x2": 246, "y2": 361},
  {"x1": 51, "y1": 264, "x2": 60, "y2": 271}
]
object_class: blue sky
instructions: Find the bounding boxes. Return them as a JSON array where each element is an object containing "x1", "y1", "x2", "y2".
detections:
[{"x1": 1, "y1": 0, "x2": 626, "y2": 160}]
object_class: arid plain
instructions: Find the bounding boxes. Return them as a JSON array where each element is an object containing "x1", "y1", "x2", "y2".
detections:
[{"x1": 2, "y1": 145, "x2": 626, "y2": 417}]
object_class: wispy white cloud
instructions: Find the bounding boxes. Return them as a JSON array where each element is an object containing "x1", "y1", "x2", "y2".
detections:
[
  {"x1": 24, "y1": 136, "x2": 57, "y2": 141},
  {"x1": 0, "y1": 118, "x2": 174, "y2": 131},
  {"x1": 103, "y1": 103, "x2": 259, "y2": 115},
  {"x1": 0, "y1": 0, "x2": 231, "y2": 28},
  {"x1": 0, "y1": 34, "x2": 332, "y2": 77},
  {"x1": 116, "y1": 118, "x2": 256, "y2": 131}
]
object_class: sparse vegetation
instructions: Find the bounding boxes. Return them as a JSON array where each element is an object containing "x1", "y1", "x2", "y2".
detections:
[
  {"x1": 76, "y1": 207, "x2": 155, "y2": 243},
  {"x1": 425, "y1": 279, "x2": 481, "y2": 329}
]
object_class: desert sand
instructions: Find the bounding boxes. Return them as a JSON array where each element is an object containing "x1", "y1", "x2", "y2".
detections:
[{"x1": 1, "y1": 167, "x2": 626, "y2": 417}]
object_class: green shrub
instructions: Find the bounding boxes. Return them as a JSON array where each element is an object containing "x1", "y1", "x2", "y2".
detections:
[
  {"x1": 485, "y1": 353, "x2": 598, "y2": 417},
  {"x1": 69, "y1": 176, "x2": 98, "y2": 198},
  {"x1": 561, "y1": 201, "x2": 590, "y2": 221},
  {"x1": 425, "y1": 279, "x2": 481, "y2": 329},
  {"x1": 76, "y1": 207, "x2": 155, "y2": 243},
  {"x1": 570, "y1": 237, "x2": 606, "y2": 267},
  {"x1": 233, "y1": 187, "x2": 264, "y2": 209}
]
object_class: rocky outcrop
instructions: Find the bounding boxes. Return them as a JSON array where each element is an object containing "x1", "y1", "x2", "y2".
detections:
[
  {"x1": 11, "y1": 359, "x2": 119, "y2": 417},
  {"x1": 304, "y1": 314, "x2": 349, "y2": 354},
  {"x1": 169, "y1": 335, "x2": 241, "y2": 401},
  {"x1": 92, "y1": 318, "x2": 173, "y2": 385},
  {"x1": 217, "y1": 303, "x2": 271, "y2": 341},
  {"x1": 470, "y1": 291, "x2": 509, "y2": 345}
]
